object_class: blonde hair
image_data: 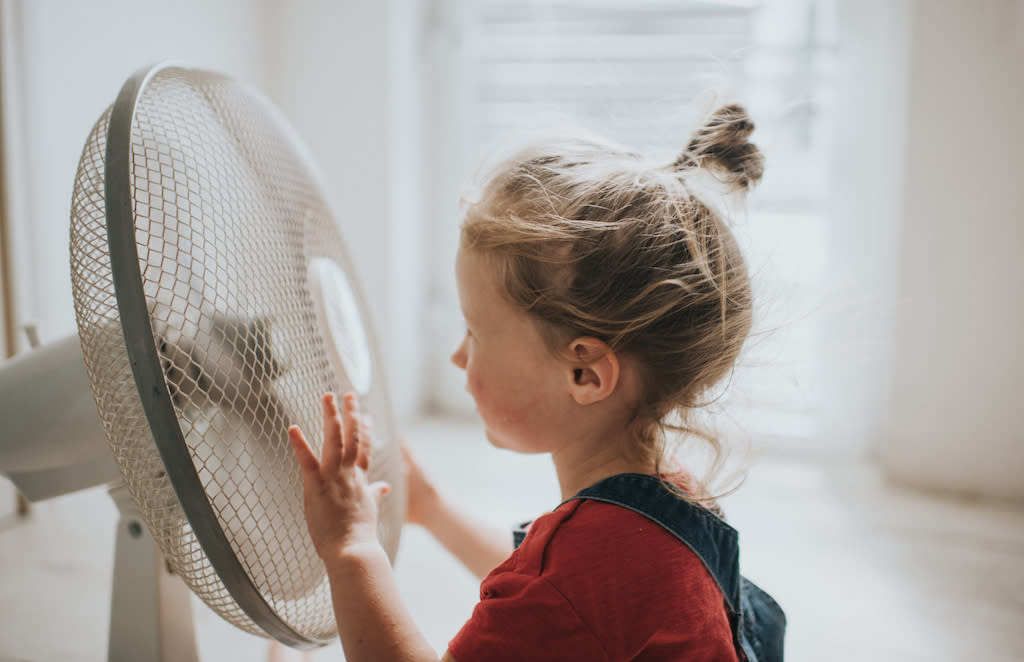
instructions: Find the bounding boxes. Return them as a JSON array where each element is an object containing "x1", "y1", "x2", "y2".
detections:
[{"x1": 461, "y1": 104, "x2": 764, "y2": 497}]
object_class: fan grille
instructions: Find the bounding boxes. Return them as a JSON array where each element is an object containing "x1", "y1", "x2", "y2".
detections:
[{"x1": 70, "y1": 67, "x2": 404, "y2": 643}]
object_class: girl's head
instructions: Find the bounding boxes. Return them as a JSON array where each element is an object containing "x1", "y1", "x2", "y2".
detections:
[{"x1": 456, "y1": 104, "x2": 763, "y2": 480}]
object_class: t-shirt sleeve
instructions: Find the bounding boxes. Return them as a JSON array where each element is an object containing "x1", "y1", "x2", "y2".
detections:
[{"x1": 448, "y1": 568, "x2": 610, "y2": 662}]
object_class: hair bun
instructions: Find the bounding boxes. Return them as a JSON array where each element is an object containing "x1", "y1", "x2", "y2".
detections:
[{"x1": 672, "y1": 103, "x2": 764, "y2": 192}]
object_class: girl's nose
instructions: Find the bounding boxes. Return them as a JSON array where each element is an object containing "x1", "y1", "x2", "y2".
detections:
[{"x1": 450, "y1": 337, "x2": 467, "y2": 370}]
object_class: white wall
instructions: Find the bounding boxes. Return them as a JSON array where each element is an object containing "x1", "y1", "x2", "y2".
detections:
[
  {"x1": 1, "y1": 0, "x2": 428, "y2": 421},
  {"x1": 878, "y1": 0, "x2": 1024, "y2": 501},
  {"x1": 818, "y1": 0, "x2": 912, "y2": 456},
  {"x1": 262, "y1": 0, "x2": 428, "y2": 422},
  {"x1": 421, "y1": 0, "x2": 474, "y2": 417},
  {"x1": 2, "y1": 0, "x2": 270, "y2": 348}
]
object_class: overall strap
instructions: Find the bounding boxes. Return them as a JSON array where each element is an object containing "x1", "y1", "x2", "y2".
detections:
[{"x1": 567, "y1": 473, "x2": 742, "y2": 615}]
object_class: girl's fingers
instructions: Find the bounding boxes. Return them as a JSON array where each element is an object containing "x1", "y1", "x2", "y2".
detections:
[
  {"x1": 311, "y1": 392, "x2": 374, "y2": 472},
  {"x1": 340, "y1": 393, "x2": 360, "y2": 466},
  {"x1": 355, "y1": 417, "x2": 372, "y2": 472},
  {"x1": 288, "y1": 425, "x2": 320, "y2": 477},
  {"x1": 320, "y1": 393, "x2": 343, "y2": 470},
  {"x1": 400, "y1": 439, "x2": 419, "y2": 472}
]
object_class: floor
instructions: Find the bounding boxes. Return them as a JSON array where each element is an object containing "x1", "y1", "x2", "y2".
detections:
[{"x1": 1, "y1": 416, "x2": 1022, "y2": 661}]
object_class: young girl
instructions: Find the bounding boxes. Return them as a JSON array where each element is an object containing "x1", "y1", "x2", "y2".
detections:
[{"x1": 288, "y1": 103, "x2": 783, "y2": 662}]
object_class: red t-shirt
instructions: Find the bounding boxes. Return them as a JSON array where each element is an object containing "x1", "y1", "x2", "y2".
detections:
[{"x1": 448, "y1": 498, "x2": 739, "y2": 662}]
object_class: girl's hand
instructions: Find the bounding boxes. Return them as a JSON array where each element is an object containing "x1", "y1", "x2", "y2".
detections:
[
  {"x1": 401, "y1": 441, "x2": 513, "y2": 580},
  {"x1": 289, "y1": 392, "x2": 390, "y2": 560},
  {"x1": 402, "y1": 441, "x2": 441, "y2": 528}
]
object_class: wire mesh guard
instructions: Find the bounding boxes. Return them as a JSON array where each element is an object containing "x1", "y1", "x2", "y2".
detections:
[{"x1": 69, "y1": 66, "x2": 404, "y2": 645}]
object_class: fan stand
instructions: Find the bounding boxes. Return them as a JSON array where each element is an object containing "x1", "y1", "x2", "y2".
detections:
[{"x1": 107, "y1": 484, "x2": 199, "y2": 662}]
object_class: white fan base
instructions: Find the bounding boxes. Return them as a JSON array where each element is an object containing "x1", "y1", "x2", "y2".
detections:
[{"x1": 108, "y1": 484, "x2": 199, "y2": 662}]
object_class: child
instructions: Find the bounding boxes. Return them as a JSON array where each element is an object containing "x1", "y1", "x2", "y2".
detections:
[{"x1": 288, "y1": 103, "x2": 784, "y2": 662}]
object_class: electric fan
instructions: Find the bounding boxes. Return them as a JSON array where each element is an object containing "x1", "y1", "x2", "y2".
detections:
[{"x1": 0, "y1": 63, "x2": 405, "y2": 657}]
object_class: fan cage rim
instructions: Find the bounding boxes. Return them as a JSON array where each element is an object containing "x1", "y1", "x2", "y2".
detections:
[{"x1": 103, "y1": 61, "x2": 325, "y2": 649}]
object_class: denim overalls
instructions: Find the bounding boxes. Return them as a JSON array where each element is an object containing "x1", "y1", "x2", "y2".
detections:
[{"x1": 514, "y1": 473, "x2": 786, "y2": 662}]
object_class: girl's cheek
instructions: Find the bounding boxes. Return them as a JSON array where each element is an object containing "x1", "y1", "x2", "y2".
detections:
[
  {"x1": 467, "y1": 375, "x2": 493, "y2": 414},
  {"x1": 467, "y1": 374, "x2": 484, "y2": 402}
]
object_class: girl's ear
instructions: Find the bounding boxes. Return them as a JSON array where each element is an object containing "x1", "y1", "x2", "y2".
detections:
[{"x1": 566, "y1": 337, "x2": 620, "y2": 405}]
